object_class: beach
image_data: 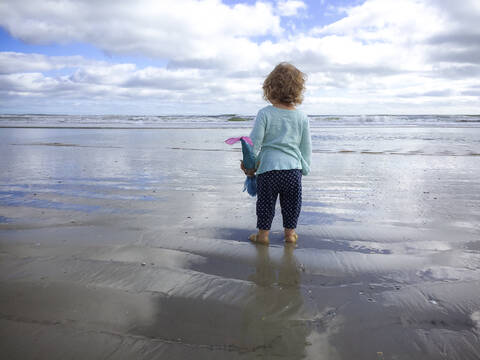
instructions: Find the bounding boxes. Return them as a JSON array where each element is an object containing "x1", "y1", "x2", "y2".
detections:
[{"x1": 1, "y1": 120, "x2": 480, "y2": 359}]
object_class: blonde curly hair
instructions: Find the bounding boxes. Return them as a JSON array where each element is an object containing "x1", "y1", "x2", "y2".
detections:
[{"x1": 263, "y1": 62, "x2": 306, "y2": 106}]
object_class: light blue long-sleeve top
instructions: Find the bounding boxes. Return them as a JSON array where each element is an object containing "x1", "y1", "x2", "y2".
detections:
[{"x1": 249, "y1": 105, "x2": 312, "y2": 176}]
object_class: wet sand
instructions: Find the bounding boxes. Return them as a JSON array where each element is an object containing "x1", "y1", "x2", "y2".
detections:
[{"x1": 1, "y1": 127, "x2": 480, "y2": 359}]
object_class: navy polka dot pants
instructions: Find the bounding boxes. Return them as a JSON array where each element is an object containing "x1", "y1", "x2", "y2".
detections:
[{"x1": 256, "y1": 169, "x2": 302, "y2": 230}]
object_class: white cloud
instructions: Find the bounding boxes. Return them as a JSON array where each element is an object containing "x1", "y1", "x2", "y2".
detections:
[
  {"x1": 0, "y1": 52, "x2": 89, "y2": 74},
  {"x1": 0, "y1": 51, "x2": 268, "y2": 113},
  {"x1": 0, "y1": 0, "x2": 282, "y2": 70},
  {"x1": 314, "y1": 0, "x2": 445, "y2": 41},
  {"x1": 0, "y1": 0, "x2": 480, "y2": 114},
  {"x1": 276, "y1": 0, "x2": 307, "y2": 16}
]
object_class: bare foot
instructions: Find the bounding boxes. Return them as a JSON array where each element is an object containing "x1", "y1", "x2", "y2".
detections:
[
  {"x1": 284, "y1": 229, "x2": 298, "y2": 243},
  {"x1": 249, "y1": 232, "x2": 269, "y2": 245}
]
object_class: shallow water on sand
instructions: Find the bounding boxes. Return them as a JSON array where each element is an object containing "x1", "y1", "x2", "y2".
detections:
[{"x1": 0, "y1": 127, "x2": 479, "y2": 359}]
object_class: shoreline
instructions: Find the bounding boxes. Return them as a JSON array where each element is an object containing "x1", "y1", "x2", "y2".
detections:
[{"x1": 2, "y1": 124, "x2": 480, "y2": 129}]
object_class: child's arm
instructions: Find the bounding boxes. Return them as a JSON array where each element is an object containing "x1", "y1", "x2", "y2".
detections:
[
  {"x1": 300, "y1": 118, "x2": 312, "y2": 175},
  {"x1": 249, "y1": 110, "x2": 266, "y2": 157}
]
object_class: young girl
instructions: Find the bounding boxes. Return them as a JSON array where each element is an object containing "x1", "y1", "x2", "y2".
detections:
[{"x1": 242, "y1": 62, "x2": 311, "y2": 245}]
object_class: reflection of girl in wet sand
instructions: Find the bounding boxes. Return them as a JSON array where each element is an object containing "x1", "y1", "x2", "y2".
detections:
[
  {"x1": 241, "y1": 62, "x2": 312, "y2": 245},
  {"x1": 240, "y1": 244, "x2": 309, "y2": 358}
]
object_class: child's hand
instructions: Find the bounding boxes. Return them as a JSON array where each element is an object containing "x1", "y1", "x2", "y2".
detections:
[{"x1": 240, "y1": 160, "x2": 256, "y2": 177}]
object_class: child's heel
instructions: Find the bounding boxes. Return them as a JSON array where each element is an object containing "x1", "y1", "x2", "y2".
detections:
[{"x1": 285, "y1": 233, "x2": 298, "y2": 243}]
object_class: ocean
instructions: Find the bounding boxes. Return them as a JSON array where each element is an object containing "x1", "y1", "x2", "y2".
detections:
[
  {"x1": 2, "y1": 113, "x2": 479, "y2": 157},
  {"x1": 1, "y1": 113, "x2": 480, "y2": 129}
]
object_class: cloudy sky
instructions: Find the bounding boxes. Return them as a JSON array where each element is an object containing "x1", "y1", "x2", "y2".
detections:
[{"x1": 1, "y1": 0, "x2": 479, "y2": 115}]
